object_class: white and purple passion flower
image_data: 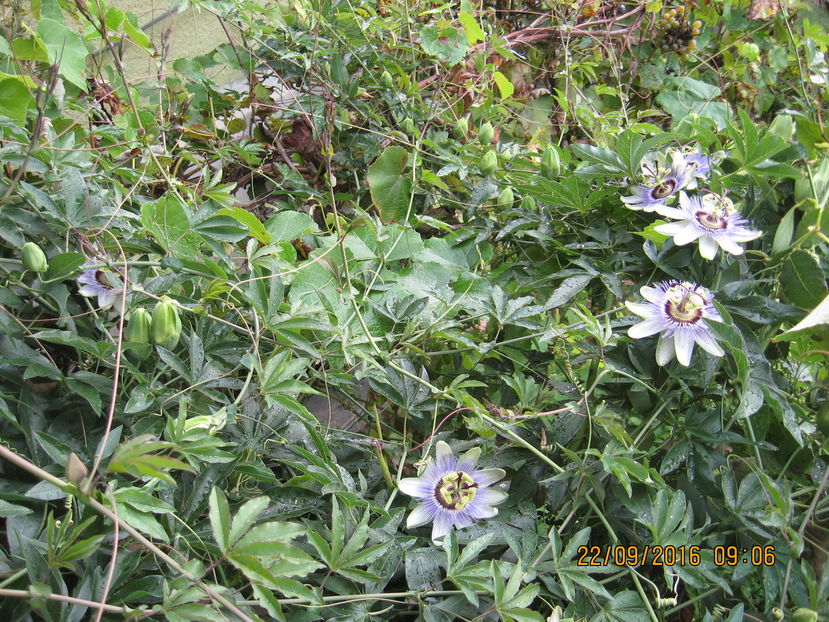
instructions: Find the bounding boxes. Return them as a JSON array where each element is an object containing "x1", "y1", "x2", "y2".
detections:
[
  {"x1": 398, "y1": 441, "x2": 507, "y2": 544},
  {"x1": 670, "y1": 146, "x2": 711, "y2": 188},
  {"x1": 77, "y1": 267, "x2": 120, "y2": 309},
  {"x1": 622, "y1": 152, "x2": 696, "y2": 212},
  {"x1": 654, "y1": 192, "x2": 762, "y2": 260},
  {"x1": 626, "y1": 280, "x2": 725, "y2": 367}
]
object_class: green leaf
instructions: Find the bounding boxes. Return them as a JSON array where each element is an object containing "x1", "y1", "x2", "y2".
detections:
[
  {"x1": 459, "y1": 11, "x2": 485, "y2": 44},
  {"x1": 209, "y1": 488, "x2": 231, "y2": 552},
  {"x1": 0, "y1": 499, "x2": 33, "y2": 517},
  {"x1": 493, "y1": 71, "x2": 515, "y2": 98},
  {"x1": 43, "y1": 252, "x2": 86, "y2": 282},
  {"x1": 781, "y1": 250, "x2": 827, "y2": 308},
  {"x1": 419, "y1": 23, "x2": 469, "y2": 66},
  {"x1": 266, "y1": 211, "x2": 318, "y2": 241},
  {"x1": 0, "y1": 77, "x2": 34, "y2": 123},
  {"x1": 37, "y1": 19, "x2": 89, "y2": 90},
  {"x1": 228, "y1": 496, "x2": 269, "y2": 548},
  {"x1": 117, "y1": 503, "x2": 170, "y2": 542},
  {"x1": 11, "y1": 36, "x2": 49, "y2": 62},
  {"x1": 141, "y1": 195, "x2": 203, "y2": 258},
  {"x1": 218, "y1": 207, "x2": 271, "y2": 245},
  {"x1": 772, "y1": 207, "x2": 796, "y2": 254},
  {"x1": 368, "y1": 146, "x2": 412, "y2": 223},
  {"x1": 776, "y1": 293, "x2": 829, "y2": 339}
]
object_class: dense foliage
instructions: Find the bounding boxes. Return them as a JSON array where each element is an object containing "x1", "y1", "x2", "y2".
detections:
[{"x1": 0, "y1": 0, "x2": 828, "y2": 620}]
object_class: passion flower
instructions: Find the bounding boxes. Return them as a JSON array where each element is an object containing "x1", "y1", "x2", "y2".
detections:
[
  {"x1": 626, "y1": 280, "x2": 724, "y2": 367},
  {"x1": 622, "y1": 151, "x2": 695, "y2": 212},
  {"x1": 653, "y1": 192, "x2": 762, "y2": 259},
  {"x1": 77, "y1": 267, "x2": 119, "y2": 309},
  {"x1": 398, "y1": 441, "x2": 507, "y2": 544}
]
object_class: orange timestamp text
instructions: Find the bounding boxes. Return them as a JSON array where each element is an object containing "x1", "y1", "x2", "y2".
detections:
[{"x1": 576, "y1": 545, "x2": 776, "y2": 567}]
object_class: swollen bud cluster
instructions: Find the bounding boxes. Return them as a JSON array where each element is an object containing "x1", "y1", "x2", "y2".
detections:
[
  {"x1": 21, "y1": 242, "x2": 48, "y2": 273},
  {"x1": 152, "y1": 298, "x2": 182, "y2": 350}
]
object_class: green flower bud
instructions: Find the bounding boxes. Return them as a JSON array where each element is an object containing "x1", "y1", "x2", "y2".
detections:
[
  {"x1": 21, "y1": 242, "x2": 48, "y2": 273},
  {"x1": 152, "y1": 298, "x2": 182, "y2": 350},
  {"x1": 520, "y1": 195, "x2": 537, "y2": 211},
  {"x1": 770, "y1": 608, "x2": 784, "y2": 621},
  {"x1": 792, "y1": 609, "x2": 818, "y2": 622},
  {"x1": 453, "y1": 117, "x2": 469, "y2": 139},
  {"x1": 479, "y1": 149, "x2": 498, "y2": 176},
  {"x1": 478, "y1": 121, "x2": 494, "y2": 145},
  {"x1": 542, "y1": 146, "x2": 561, "y2": 178},
  {"x1": 127, "y1": 308, "x2": 152, "y2": 344},
  {"x1": 497, "y1": 186, "x2": 514, "y2": 206},
  {"x1": 380, "y1": 70, "x2": 394, "y2": 89}
]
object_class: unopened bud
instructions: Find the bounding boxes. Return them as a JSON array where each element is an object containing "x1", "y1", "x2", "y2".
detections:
[
  {"x1": 152, "y1": 298, "x2": 182, "y2": 350},
  {"x1": 478, "y1": 121, "x2": 494, "y2": 145},
  {"x1": 541, "y1": 146, "x2": 561, "y2": 178},
  {"x1": 65, "y1": 453, "x2": 88, "y2": 484},
  {"x1": 479, "y1": 149, "x2": 498, "y2": 176},
  {"x1": 497, "y1": 186, "x2": 514, "y2": 206},
  {"x1": 22, "y1": 242, "x2": 48, "y2": 273}
]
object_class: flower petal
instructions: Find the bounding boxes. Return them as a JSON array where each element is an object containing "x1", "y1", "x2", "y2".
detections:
[
  {"x1": 715, "y1": 236, "x2": 744, "y2": 256},
  {"x1": 640, "y1": 286, "x2": 663, "y2": 304},
  {"x1": 469, "y1": 503, "x2": 499, "y2": 520},
  {"x1": 695, "y1": 329, "x2": 724, "y2": 358},
  {"x1": 78, "y1": 285, "x2": 100, "y2": 297},
  {"x1": 625, "y1": 301, "x2": 653, "y2": 318},
  {"x1": 435, "y1": 441, "x2": 453, "y2": 463},
  {"x1": 673, "y1": 330, "x2": 695, "y2": 366},
  {"x1": 459, "y1": 446, "x2": 481, "y2": 468},
  {"x1": 628, "y1": 318, "x2": 665, "y2": 339},
  {"x1": 474, "y1": 468, "x2": 505, "y2": 487},
  {"x1": 653, "y1": 206, "x2": 685, "y2": 220},
  {"x1": 653, "y1": 222, "x2": 683, "y2": 235},
  {"x1": 406, "y1": 504, "x2": 434, "y2": 529},
  {"x1": 398, "y1": 477, "x2": 427, "y2": 498},
  {"x1": 655, "y1": 335, "x2": 675, "y2": 366},
  {"x1": 476, "y1": 488, "x2": 508, "y2": 506},
  {"x1": 698, "y1": 235, "x2": 719, "y2": 260},
  {"x1": 431, "y1": 513, "x2": 453, "y2": 544},
  {"x1": 671, "y1": 222, "x2": 703, "y2": 246},
  {"x1": 453, "y1": 513, "x2": 474, "y2": 530}
]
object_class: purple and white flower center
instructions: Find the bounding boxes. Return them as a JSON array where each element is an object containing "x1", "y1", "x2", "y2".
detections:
[
  {"x1": 651, "y1": 179, "x2": 676, "y2": 200},
  {"x1": 694, "y1": 194, "x2": 736, "y2": 231},
  {"x1": 664, "y1": 283, "x2": 706, "y2": 324},
  {"x1": 435, "y1": 471, "x2": 478, "y2": 510}
]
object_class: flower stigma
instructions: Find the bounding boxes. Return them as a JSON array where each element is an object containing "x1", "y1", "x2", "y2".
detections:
[{"x1": 436, "y1": 471, "x2": 478, "y2": 510}]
